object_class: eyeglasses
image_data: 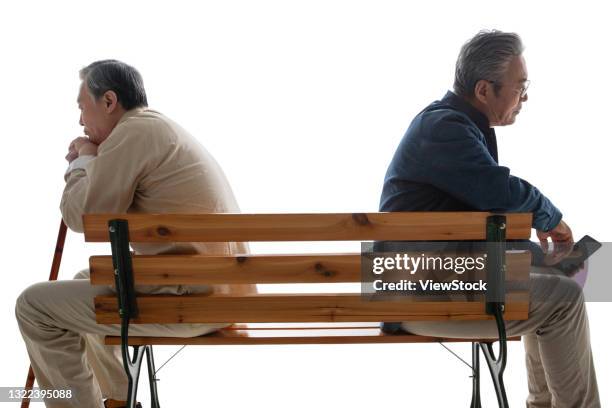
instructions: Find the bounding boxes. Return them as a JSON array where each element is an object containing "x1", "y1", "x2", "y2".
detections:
[
  {"x1": 517, "y1": 80, "x2": 530, "y2": 99},
  {"x1": 489, "y1": 79, "x2": 530, "y2": 99}
]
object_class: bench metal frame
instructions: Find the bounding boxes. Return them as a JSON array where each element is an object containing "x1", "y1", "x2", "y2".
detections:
[
  {"x1": 107, "y1": 215, "x2": 511, "y2": 408},
  {"x1": 109, "y1": 219, "x2": 161, "y2": 408}
]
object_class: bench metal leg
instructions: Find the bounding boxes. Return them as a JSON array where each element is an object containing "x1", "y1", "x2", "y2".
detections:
[
  {"x1": 470, "y1": 342, "x2": 482, "y2": 408},
  {"x1": 123, "y1": 345, "x2": 145, "y2": 408},
  {"x1": 120, "y1": 342, "x2": 162, "y2": 408},
  {"x1": 480, "y1": 341, "x2": 509, "y2": 408},
  {"x1": 109, "y1": 219, "x2": 150, "y2": 408},
  {"x1": 479, "y1": 304, "x2": 509, "y2": 408},
  {"x1": 145, "y1": 345, "x2": 161, "y2": 408},
  {"x1": 470, "y1": 340, "x2": 509, "y2": 408},
  {"x1": 478, "y1": 215, "x2": 509, "y2": 407}
]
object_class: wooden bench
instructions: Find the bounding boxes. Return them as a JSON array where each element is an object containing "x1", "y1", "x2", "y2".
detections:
[{"x1": 83, "y1": 212, "x2": 532, "y2": 408}]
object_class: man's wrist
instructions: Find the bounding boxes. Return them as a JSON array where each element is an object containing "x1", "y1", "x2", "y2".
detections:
[
  {"x1": 64, "y1": 155, "x2": 95, "y2": 178},
  {"x1": 544, "y1": 210, "x2": 563, "y2": 232}
]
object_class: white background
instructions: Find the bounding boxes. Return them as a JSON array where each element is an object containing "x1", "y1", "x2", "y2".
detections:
[{"x1": 1, "y1": 0, "x2": 610, "y2": 406}]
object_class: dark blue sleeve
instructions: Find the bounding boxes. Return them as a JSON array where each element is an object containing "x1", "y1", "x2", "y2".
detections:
[{"x1": 409, "y1": 113, "x2": 562, "y2": 231}]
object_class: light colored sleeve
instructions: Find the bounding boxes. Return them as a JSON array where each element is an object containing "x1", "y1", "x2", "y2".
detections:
[
  {"x1": 64, "y1": 155, "x2": 96, "y2": 177},
  {"x1": 60, "y1": 124, "x2": 165, "y2": 232}
]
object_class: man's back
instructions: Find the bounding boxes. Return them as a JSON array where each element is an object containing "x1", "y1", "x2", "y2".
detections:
[
  {"x1": 62, "y1": 108, "x2": 246, "y2": 255},
  {"x1": 61, "y1": 108, "x2": 253, "y2": 295},
  {"x1": 379, "y1": 91, "x2": 561, "y2": 234}
]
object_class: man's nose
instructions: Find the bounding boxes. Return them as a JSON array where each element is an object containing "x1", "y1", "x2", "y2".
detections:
[
  {"x1": 521, "y1": 92, "x2": 529, "y2": 102},
  {"x1": 79, "y1": 113, "x2": 84, "y2": 127}
]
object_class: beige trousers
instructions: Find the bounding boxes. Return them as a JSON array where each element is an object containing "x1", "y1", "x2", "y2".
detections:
[
  {"x1": 15, "y1": 269, "x2": 227, "y2": 408},
  {"x1": 401, "y1": 266, "x2": 600, "y2": 408},
  {"x1": 16, "y1": 267, "x2": 601, "y2": 407}
]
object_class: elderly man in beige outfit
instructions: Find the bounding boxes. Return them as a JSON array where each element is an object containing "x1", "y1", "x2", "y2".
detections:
[{"x1": 15, "y1": 60, "x2": 254, "y2": 408}]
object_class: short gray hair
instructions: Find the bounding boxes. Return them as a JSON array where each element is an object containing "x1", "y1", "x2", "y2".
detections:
[
  {"x1": 79, "y1": 59, "x2": 148, "y2": 110},
  {"x1": 453, "y1": 30, "x2": 524, "y2": 98}
]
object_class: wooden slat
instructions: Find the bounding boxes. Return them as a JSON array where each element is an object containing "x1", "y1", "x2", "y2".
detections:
[
  {"x1": 83, "y1": 212, "x2": 532, "y2": 243},
  {"x1": 90, "y1": 251, "x2": 531, "y2": 285},
  {"x1": 225, "y1": 323, "x2": 382, "y2": 329},
  {"x1": 94, "y1": 293, "x2": 529, "y2": 324},
  {"x1": 103, "y1": 324, "x2": 522, "y2": 345}
]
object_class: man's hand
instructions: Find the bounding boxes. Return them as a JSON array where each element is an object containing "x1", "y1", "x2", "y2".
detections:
[
  {"x1": 537, "y1": 219, "x2": 574, "y2": 265},
  {"x1": 65, "y1": 136, "x2": 98, "y2": 163}
]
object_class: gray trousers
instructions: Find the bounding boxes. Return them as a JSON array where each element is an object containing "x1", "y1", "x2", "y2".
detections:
[
  {"x1": 402, "y1": 266, "x2": 600, "y2": 407},
  {"x1": 15, "y1": 269, "x2": 226, "y2": 408}
]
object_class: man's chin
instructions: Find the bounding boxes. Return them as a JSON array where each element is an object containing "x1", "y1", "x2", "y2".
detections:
[
  {"x1": 86, "y1": 136, "x2": 100, "y2": 145},
  {"x1": 505, "y1": 113, "x2": 520, "y2": 125}
]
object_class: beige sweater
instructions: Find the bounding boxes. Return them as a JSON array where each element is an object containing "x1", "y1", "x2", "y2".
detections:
[{"x1": 61, "y1": 108, "x2": 255, "y2": 295}]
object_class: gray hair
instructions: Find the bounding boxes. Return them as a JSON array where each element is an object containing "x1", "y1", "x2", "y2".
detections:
[
  {"x1": 79, "y1": 59, "x2": 148, "y2": 110},
  {"x1": 453, "y1": 30, "x2": 524, "y2": 98}
]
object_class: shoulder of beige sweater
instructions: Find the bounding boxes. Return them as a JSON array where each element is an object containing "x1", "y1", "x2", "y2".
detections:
[
  {"x1": 119, "y1": 108, "x2": 169, "y2": 131},
  {"x1": 100, "y1": 109, "x2": 177, "y2": 151},
  {"x1": 131, "y1": 109, "x2": 191, "y2": 143}
]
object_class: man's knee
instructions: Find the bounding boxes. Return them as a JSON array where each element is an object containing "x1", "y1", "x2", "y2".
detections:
[
  {"x1": 16, "y1": 270, "x2": 89, "y2": 322},
  {"x1": 15, "y1": 282, "x2": 45, "y2": 322},
  {"x1": 550, "y1": 274, "x2": 586, "y2": 304},
  {"x1": 566, "y1": 276, "x2": 586, "y2": 304},
  {"x1": 532, "y1": 269, "x2": 586, "y2": 303}
]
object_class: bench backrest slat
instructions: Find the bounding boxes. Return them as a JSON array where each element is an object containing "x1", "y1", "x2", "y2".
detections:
[
  {"x1": 90, "y1": 252, "x2": 531, "y2": 285},
  {"x1": 83, "y1": 212, "x2": 532, "y2": 242},
  {"x1": 93, "y1": 293, "x2": 529, "y2": 324}
]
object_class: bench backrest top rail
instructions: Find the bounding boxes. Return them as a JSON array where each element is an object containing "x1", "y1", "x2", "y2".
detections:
[{"x1": 83, "y1": 212, "x2": 532, "y2": 242}]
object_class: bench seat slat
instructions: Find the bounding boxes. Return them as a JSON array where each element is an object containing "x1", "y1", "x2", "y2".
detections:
[
  {"x1": 90, "y1": 251, "x2": 531, "y2": 285},
  {"x1": 83, "y1": 212, "x2": 532, "y2": 243},
  {"x1": 103, "y1": 324, "x2": 522, "y2": 345},
  {"x1": 94, "y1": 293, "x2": 529, "y2": 324}
]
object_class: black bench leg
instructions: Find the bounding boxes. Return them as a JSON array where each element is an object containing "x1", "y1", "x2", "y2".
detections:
[
  {"x1": 123, "y1": 345, "x2": 146, "y2": 408},
  {"x1": 480, "y1": 341, "x2": 509, "y2": 408},
  {"x1": 109, "y1": 219, "x2": 147, "y2": 408},
  {"x1": 479, "y1": 304, "x2": 509, "y2": 408},
  {"x1": 481, "y1": 215, "x2": 510, "y2": 407},
  {"x1": 145, "y1": 345, "x2": 161, "y2": 408},
  {"x1": 470, "y1": 342, "x2": 482, "y2": 408}
]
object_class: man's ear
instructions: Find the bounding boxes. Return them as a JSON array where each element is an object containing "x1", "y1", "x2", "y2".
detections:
[
  {"x1": 473, "y1": 80, "x2": 491, "y2": 105},
  {"x1": 102, "y1": 90, "x2": 119, "y2": 113}
]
